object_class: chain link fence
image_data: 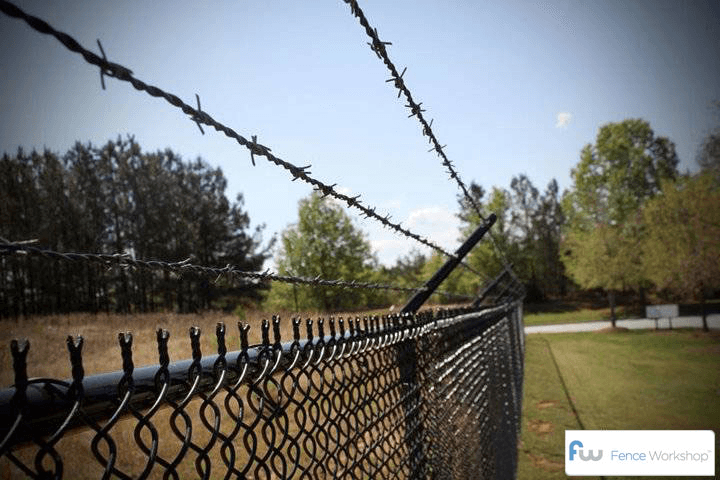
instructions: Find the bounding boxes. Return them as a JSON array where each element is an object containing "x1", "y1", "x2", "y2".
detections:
[
  {"x1": 0, "y1": 303, "x2": 523, "y2": 479},
  {"x1": 0, "y1": 1, "x2": 526, "y2": 477}
]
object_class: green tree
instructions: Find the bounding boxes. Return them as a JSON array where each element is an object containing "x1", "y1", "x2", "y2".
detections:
[
  {"x1": 563, "y1": 222, "x2": 643, "y2": 319},
  {"x1": 508, "y1": 174, "x2": 540, "y2": 298},
  {"x1": 0, "y1": 137, "x2": 270, "y2": 317},
  {"x1": 562, "y1": 119, "x2": 679, "y2": 324},
  {"x1": 697, "y1": 101, "x2": 720, "y2": 181},
  {"x1": 461, "y1": 184, "x2": 514, "y2": 278},
  {"x1": 377, "y1": 250, "x2": 428, "y2": 307},
  {"x1": 268, "y1": 192, "x2": 378, "y2": 312},
  {"x1": 454, "y1": 183, "x2": 515, "y2": 301},
  {"x1": 697, "y1": 130, "x2": 720, "y2": 177},
  {"x1": 533, "y1": 179, "x2": 567, "y2": 298},
  {"x1": 507, "y1": 175, "x2": 567, "y2": 301},
  {"x1": 642, "y1": 173, "x2": 720, "y2": 331},
  {"x1": 455, "y1": 177, "x2": 566, "y2": 303}
]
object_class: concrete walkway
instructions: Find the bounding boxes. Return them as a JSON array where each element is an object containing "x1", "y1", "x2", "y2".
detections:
[{"x1": 525, "y1": 314, "x2": 720, "y2": 334}]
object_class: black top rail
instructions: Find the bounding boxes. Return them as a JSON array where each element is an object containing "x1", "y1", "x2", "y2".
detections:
[{"x1": 0, "y1": 303, "x2": 514, "y2": 448}]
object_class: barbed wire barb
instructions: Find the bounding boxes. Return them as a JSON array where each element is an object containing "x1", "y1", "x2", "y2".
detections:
[
  {"x1": 385, "y1": 66, "x2": 406, "y2": 98},
  {"x1": 98, "y1": 39, "x2": 132, "y2": 91},
  {"x1": 192, "y1": 93, "x2": 205, "y2": 134},
  {"x1": 96, "y1": 39, "x2": 108, "y2": 90}
]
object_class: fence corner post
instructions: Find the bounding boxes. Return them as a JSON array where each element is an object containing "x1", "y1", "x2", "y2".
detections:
[{"x1": 397, "y1": 214, "x2": 496, "y2": 477}]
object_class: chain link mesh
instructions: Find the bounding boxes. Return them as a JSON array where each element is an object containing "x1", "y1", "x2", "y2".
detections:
[{"x1": 0, "y1": 304, "x2": 523, "y2": 479}]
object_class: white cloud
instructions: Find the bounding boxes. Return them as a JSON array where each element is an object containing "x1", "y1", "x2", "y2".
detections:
[
  {"x1": 350, "y1": 205, "x2": 463, "y2": 266},
  {"x1": 406, "y1": 205, "x2": 461, "y2": 251},
  {"x1": 370, "y1": 236, "x2": 410, "y2": 265},
  {"x1": 555, "y1": 112, "x2": 572, "y2": 128},
  {"x1": 335, "y1": 186, "x2": 352, "y2": 196},
  {"x1": 407, "y1": 206, "x2": 454, "y2": 228},
  {"x1": 328, "y1": 185, "x2": 353, "y2": 208}
]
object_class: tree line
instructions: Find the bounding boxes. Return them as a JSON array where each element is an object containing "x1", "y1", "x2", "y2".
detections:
[
  {"x1": 264, "y1": 174, "x2": 567, "y2": 312},
  {"x1": 2, "y1": 115, "x2": 718, "y2": 319},
  {"x1": 268, "y1": 117, "x2": 720, "y2": 322},
  {"x1": 0, "y1": 136, "x2": 271, "y2": 317}
]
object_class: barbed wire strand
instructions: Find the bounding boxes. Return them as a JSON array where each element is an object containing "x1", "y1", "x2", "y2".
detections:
[
  {"x1": 0, "y1": 240, "x2": 475, "y2": 301},
  {"x1": 341, "y1": 0, "x2": 519, "y2": 284},
  {"x1": 341, "y1": 0, "x2": 484, "y2": 222},
  {"x1": 0, "y1": 0, "x2": 486, "y2": 280}
]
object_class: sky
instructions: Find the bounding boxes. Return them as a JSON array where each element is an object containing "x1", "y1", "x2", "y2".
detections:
[{"x1": 1, "y1": 0, "x2": 719, "y2": 268}]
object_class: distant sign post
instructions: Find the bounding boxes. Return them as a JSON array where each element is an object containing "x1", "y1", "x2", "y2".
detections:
[{"x1": 646, "y1": 304, "x2": 679, "y2": 330}]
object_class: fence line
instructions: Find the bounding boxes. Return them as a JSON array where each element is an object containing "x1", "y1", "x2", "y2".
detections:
[
  {"x1": 0, "y1": 303, "x2": 524, "y2": 479},
  {"x1": 0, "y1": 0, "x2": 489, "y2": 280}
]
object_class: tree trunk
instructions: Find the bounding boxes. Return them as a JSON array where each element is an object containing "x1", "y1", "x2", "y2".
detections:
[
  {"x1": 701, "y1": 288, "x2": 709, "y2": 332},
  {"x1": 176, "y1": 278, "x2": 184, "y2": 313},
  {"x1": 639, "y1": 286, "x2": 646, "y2": 309},
  {"x1": 609, "y1": 290, "x2": 617, "y2": 328},
  {"x1": 163, "y1": 271, "x2": 172, "y2": 311}
]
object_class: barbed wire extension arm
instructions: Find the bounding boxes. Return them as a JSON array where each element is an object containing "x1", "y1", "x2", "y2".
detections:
[
  {"x1": 0, "y1": 240, "x2": 475, "y2": 301},
  {"x1": 0, "y1": 0, "x2": 486, "y2": 279}
]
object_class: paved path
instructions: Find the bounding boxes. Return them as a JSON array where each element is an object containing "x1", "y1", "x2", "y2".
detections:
[{"x1": 525, "y1": 314, "x2": 720, "y2": 334}]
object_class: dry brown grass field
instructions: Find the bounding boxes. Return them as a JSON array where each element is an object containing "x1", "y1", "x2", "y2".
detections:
[
  {"x1": 0, "y1": 304, "x2": 468, "y2": 384},
  {"x1": 0, "y1": 310, "x2": 360, "y2": 385}
]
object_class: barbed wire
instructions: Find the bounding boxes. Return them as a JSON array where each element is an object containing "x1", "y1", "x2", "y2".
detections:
[
  {"x1": 0, "y1": 240, "x2": 475, "y2": 301},
  {"x1": 0, "y1": 0, "x2": 487, "y2": 279},
  {"x1": 341, "y1": 0, "x2": 486, "y2": 223},
  {"x1": 341, "y1": 0, "x2": 520, "y2": 283}
]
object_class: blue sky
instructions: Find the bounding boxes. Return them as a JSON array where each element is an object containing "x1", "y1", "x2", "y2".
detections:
[{"x1": 1, "y1": 0, "x2": 719, "y2": 267}]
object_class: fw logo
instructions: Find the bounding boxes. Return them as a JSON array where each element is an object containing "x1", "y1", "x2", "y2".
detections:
[{"x1": 569, "y1": 440, "x2": 603, "y2": 461}]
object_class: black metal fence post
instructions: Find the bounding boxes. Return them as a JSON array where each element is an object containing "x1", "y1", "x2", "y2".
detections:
[{"x1": 398, "y1": 214, "x2": 496, "y2": 477}]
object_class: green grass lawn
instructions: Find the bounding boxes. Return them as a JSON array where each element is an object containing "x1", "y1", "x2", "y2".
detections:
[
  {"x1": 523, "y1": 306, "x2": 639, "y2": 326},
  {"x1": 518, "y1": 329, "x2": 720, "y2": 479}
]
